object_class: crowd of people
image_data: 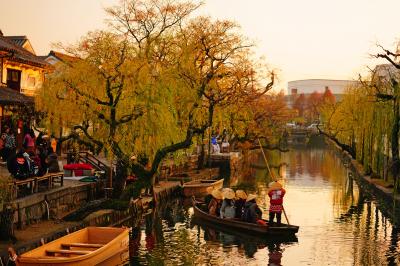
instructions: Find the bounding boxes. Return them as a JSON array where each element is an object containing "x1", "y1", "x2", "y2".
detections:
[
  {"x1": 0, "y1": 127, "x2": 60, "y2": 180},
  {"x1": 204, "y1": 181, "x2": 286, "y2": 225}
]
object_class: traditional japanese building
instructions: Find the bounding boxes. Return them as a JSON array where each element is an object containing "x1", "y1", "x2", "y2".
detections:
[{"x1": 0, "y1": 30, "x2": 49, "y2": 147}]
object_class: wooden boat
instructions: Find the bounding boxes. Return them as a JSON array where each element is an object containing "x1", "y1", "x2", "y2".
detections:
[
  {"x1": 182, "y1": 178, "x2": 223, "y2": 197},
  {"x1": 17, "y1": 227, "x2": 129, "y2": 266},
  {"x1": 192, "y1": 199, "x2": 299, "y2": 236}
]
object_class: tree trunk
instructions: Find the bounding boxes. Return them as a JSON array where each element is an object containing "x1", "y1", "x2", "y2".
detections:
[
  {"x1": 197, "y1": 132, "x2": 205, "y2": 169},
  {"x1": 391, "y1": 96, "x2": 400, "y2": 189},
  {"x1": 112, "y1": 159, "x2": 128, "y2": 198},
  {"x1": 207, "y1": 104, "x2": 215, "y2": 167},
  {"x1": 0, "y1": 206, "x2": 14, "y2": 241}
]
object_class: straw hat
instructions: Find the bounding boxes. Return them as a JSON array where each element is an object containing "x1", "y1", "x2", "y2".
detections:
[
  {"x1": 211, "y1": 189, "x2": 223, "y2": 200},
  {"x1": 223, "y1": 189, "x2": 235, "y2": 200},
  {"x1": 206, "y1": 186, "x2": 214, "y2": 195},
  {"x1": 246, "y1": 194, "x2": 257, "y2": 202},
  {"x1": 268, "y1": 181, "x2": 283, "y2": 190},
  {"x1": 221, "y1": 187, "x2": 233, "y2": 193},
  {"x1": 236, "y1": 190, "x2": 247, "y2": 200}
]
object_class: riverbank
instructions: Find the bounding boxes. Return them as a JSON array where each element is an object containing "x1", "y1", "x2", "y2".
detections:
[{"x1": 327, "y1": 138, "x2": 400, "y2": 207}]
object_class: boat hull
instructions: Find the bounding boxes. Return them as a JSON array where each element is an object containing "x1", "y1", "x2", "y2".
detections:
[
  {"x1": 17, "y1": 227, "x2": 129, "y2": 266},
  {"x1": 192, "y1": 200, "x2": 299, "y2": 236},
  {"x1": 183, "y1": 179, "x2": 223, "y2": 197}
]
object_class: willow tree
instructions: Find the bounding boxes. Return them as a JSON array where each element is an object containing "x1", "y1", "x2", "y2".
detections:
[
  {"x1": 38, "y1": 0, "x2": 275, "y2": 196},
  {"x1": 174, "y1": 17, "x2": 276, "y2": 166},
  {"x1": 38, "y1": 0, "x2": 203, "y2": 197},
  {"x1": 317, "y1": 42, "x2": 400, "y2": 190},
  {"x1": 375, "y1": 46, "x2": 400, "y2": 187},
  {"x1": 224, "y1": 91, "x2": 295, "y2": 149}
]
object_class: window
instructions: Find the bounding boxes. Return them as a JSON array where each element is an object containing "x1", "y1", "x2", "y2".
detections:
[
  {"x1": 291, "y1": 88, "x2": 297, "y2": 94},
  {"x1": 27, "y1": 75, "x2": 36, "y2": 87},
  {"x1": 6, "y1": 68, "x2": 21, "y2": 91}
]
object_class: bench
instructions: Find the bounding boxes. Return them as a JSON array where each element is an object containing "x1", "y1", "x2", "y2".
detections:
[
  {"x1": 46, "y1": 249, "x2": 91, "y2": 256},
  {"x1": 61, "y1": 243, "x2": 104, "y2": 249},
  {"x1": 35, "y1": 172, "x2": 64, "y2": 192},
  {"x1": 9, "y1": 172, "x2": 64, "y2": 198}
]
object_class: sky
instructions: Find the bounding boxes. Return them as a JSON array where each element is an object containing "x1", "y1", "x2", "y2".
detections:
[{"x1": 0, "y1": 0, "x2": 399, "y2": 91}]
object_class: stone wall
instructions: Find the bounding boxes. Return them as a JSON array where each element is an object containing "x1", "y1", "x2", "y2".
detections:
[{"x1": 13, "y1": 182, "x2": 101, "y2": 229}]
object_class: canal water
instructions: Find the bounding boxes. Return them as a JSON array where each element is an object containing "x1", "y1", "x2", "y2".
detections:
[{"x1": 128, "y1": 145, "x2": 400, "y2": 265}]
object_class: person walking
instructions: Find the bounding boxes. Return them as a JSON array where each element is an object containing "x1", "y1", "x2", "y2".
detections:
[
  {"x1": 268, "y1": 181, "x2": 286, "y2": 225},
  {"x1": 23, "y1": 129, "x2": 36, "y2": 153},
  {"x1": 3, "y1": 127, "x2": 16, "y2": 162}
]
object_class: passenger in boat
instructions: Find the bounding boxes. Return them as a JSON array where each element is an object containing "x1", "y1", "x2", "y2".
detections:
[
  {"x1": 220, "y1": 189, "x2": 236, "y2": 219},
  {"x1": 268, "y1": 181, "x2": 286, "y2": 225},
  {"x1": 242, "y1": 194, "x2": 266, "y2": 225},
  {"x1": 208, "y1": 189, "x2": 223, "y2": 216},
  {"x1": 234, "y1": 190, "x2": 247, "y2": 218},
  {"x1": 204, "y1": 186, "x2": 214, "y2": 208}
]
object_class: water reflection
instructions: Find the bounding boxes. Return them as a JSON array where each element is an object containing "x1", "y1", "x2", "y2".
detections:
[{"x1": 127, "y1": 147, "x2": 400, "y2": 265}]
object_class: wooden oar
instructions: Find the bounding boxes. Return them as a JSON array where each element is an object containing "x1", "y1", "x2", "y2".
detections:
[
  {"x1": 257, "y1": 138, "x2": 275, "y2": 181},
  {"x1": 257, "y1": 138, "x2": 290, "y2": 225},
  {"x1": 282, "y1": 206, "x2": 290, "y2": 225}
]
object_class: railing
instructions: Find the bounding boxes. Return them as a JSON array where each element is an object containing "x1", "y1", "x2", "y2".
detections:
[
  {"x1": 9, "y1": 172, "x2": 64, "y2": 199},
  {"x1": 67, "y1": 151, "x2": 111, "y2": 177}
]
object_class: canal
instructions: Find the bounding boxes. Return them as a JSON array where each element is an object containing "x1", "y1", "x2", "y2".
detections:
[{"x1": 128, "y1": 145, "x2": 400, "y2": 265}]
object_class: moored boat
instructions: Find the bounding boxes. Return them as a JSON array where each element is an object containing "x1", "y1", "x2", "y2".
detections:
[
  {"x1": 182, "y1": 179, "x2": 223, "y2": 197},
  {"x1": 192, "y1": 199, "x2": 299, "y2": 236},
  {"x1": 17, "y1": 227, "x2": 129, "y2": 266}
]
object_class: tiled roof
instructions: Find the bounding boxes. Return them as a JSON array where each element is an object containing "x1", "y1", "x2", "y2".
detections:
[
  {"x1": 5, "y1": 36, "x2": 28, "y2": 47},
  {"x1": 0, "y1": 86, "x2": 34, "y2": 105},
  {"x1": 48, "y1": 50, "x2": 79, "y2": 64},
  {"x1": 0, "y1": 35, "x2": 48, "y2": 67}
]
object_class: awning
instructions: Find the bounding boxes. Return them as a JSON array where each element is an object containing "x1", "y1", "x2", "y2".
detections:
[{"x1": 0, "y1": 87, "x2": 34, "y2": 105}]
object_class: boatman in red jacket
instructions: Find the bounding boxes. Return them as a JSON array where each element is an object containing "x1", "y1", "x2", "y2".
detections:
[{"x1": 268, "y1": 181, "x2": 286, "y2": 225}]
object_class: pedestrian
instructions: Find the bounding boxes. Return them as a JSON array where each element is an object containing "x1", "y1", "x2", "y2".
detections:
[
  {"x1": 45, "y1": 147, "x2": 60, "y2": 173},
  {"x1": 0, "y1": 132, "x2": 6, "y2": 160},
  {"x1": 50, "y1": 135, "x2": 57, "y2": 153},
  {"x1": 3, "y1": 127, "x2": 16, "y2": 162},
  {"x1": 23, "y1": 129, "x2": 36, "y2": 153},
  {"x1": 268, "y1": 181, "x2": 286, "y2": 225},
  {"x1": 211, "y1": 135, "x2": 220, "y2": 154}
]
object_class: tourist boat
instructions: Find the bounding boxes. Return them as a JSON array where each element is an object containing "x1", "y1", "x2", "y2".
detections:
[
  {"x1": 192, "y1": 199, "x2": 299, "y2": 236},
  {"x1": 182, "y1": 179, "x2": 223, "y2": 197},
  {"x1": 17, "y1": 227, "x2": 129, "y2": 266}
]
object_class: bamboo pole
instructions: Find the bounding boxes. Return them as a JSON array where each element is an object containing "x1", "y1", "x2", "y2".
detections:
[{"x1": 257, "y1": 138, "x2": 290, "y2": 225}]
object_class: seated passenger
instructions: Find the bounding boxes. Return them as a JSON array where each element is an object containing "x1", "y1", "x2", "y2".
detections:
[
  {"x1": 234, "y1": 190, "x2": 247, "y2": 218},
  {"x1": 8, "y1": 151, "x2": 31, "y2": 180},
  {"x1": 204, "y1": 187, "x2": 214, "y2": 208},
  {"x1": 208, "y1": 189, "x2": 223, "y2": 216},
  {"x1": 220, "y1": 189, "x2": 236, "y2": 219},
  {"x1": 242, "y1": 194, "x2": 266, "y2": 225}
]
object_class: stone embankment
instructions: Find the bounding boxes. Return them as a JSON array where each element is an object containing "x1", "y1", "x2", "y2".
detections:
[{"x1": 328, "y1": 139, "x2": 400, "y2": 207}]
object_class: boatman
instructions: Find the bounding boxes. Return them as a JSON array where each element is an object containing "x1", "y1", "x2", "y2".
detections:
[{"x1": 268, "y1": 181, "x2": 286, "y2": 225}]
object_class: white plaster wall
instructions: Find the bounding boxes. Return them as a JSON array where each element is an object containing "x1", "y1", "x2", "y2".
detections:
[{"x1": 287, "y1": 79, "x2": 358, "y2": 95}]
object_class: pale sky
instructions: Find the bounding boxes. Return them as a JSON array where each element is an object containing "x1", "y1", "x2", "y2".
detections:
[{"x1": 0, "y1": 0, "x2": 399, "y2": 90}]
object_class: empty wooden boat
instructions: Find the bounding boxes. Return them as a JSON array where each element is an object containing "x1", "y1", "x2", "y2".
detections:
[
  {"x1": 192, "y1": 199, "x2": 299, "y2": 236},
  {"x1": 182, "y1": 179, "x2": 223, "y2": 197},
  {"x1": 17, "y1": 227, "x2": 129, "y2": 266}
]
